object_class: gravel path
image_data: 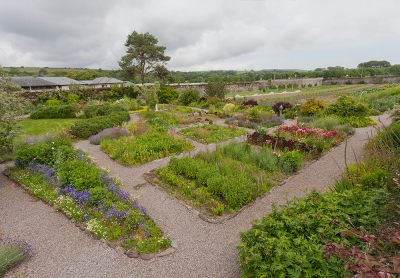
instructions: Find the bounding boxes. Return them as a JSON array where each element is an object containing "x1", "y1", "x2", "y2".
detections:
[{"x1": 0, "y1": 113, "x2": 392, "y2": 278}]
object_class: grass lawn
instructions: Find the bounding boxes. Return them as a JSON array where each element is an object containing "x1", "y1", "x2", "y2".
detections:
[{"x1": 17, "y1": 118, "x2": 82, "y2": 137}]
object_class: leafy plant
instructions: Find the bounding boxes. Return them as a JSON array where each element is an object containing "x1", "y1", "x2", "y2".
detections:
[
  {"x1": 0, "y1": 236, "x2": 34, "y2": 276},
  {"x1": 300, "y1": 98, "x2": 326, "y2": 116},
  {"x1": 100, "y1": 131, "x2": 193, "y2": 166},
  {"x1": 70, "y1": 111, "x2": 130, "y2": 139},
  {"x1": 178, "y1": 88, "x2": 200, "y2": 106},
  {"x1": 278, "y1": 150, "x2": 304, "y2": 174},
  {"x1": 178, "y1": 124, "x2": 248, "y2": 144}
]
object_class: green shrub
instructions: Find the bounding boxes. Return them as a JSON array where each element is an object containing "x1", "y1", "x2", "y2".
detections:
[
  {"x1": 45, "y1": 99, "x2": 61, "y2": 106},
  {"x1": 30, "y1": 104, "x2": 77, "y2": 119},
  {"x1": 15, "y1": 135, "x2": 73, "y2": 166},
  {"x1": 70, "y1": 111, "x2": 130, "y2": 139},
  {"x1": 238, "y1": 188, "x2": 390, "y2": 277},
  {"x1": 278, "y1": 150, "x2": 303, "y2": 174},
  {"x1": 58, "y1": 160, "x2": 101, "y2": 191},
  {"x1": 325, "y1": 95, "x2": 369, "y2": 118},
  {"x1": 360, "y1": 169, "x2": 390, "y2": 189},
  {"x1": 300, "y1": 98, "x2": 326, "y2": 116},
  {"x1": 82, "y1": 104, "x2": 127, "y2": 118},
  {"x1": 159, "y1": 86, "x2": 179, "y2": 104},
  {"x1": 205, "y1": 82, "x2": 228, "y2": 99},
  {"x1": 178, "y1": 88, "x2": 200, "y2": 106},
  {"x1": 67, "y1": 94, "x2": 80, "y2": 104},
  {"x1": 311, "y1": 116, "x2": 340, "y2": 131}
]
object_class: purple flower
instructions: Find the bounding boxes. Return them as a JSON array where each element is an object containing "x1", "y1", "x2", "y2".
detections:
[
  {"x1": 139, "y1": 206, "x2": 147, "y2": 215},
  {"x1": 105, "y1": 208, "x2": 128, "y2": 221},
  {"x1": 88, "y1": 127, "x2": 129, "y2": 145},
  {"x1": 59, "y1": 186, "x2": 90, "y2": 205},
  {"x1": 106, "y1": 179, "x2": 131, "y2": 202}
]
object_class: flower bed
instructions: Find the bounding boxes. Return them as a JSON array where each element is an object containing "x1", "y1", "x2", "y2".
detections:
[
  {"x1": 100, "y1": 131, "x2": 194, "y2": 166},
  {"x1": 248, "y1": 125, "x2": 346, "y2": 156},
  {"x1": 178, "y1": 124, "x2": 248, "y2": 144},
  {"x1": 149, "y1": 142, "x2": 286, "y2": 217},
  {"x1": 10, "y1": 135, "x2": 170, "y2": 256}
]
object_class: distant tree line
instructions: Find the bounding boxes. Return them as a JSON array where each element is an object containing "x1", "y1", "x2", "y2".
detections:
[{"x1": 4, "y1": 60, "x2": 400, "y2": 84}]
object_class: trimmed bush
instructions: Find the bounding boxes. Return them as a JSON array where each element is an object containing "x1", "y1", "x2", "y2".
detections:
[
  {"x1": 82, "y1": 104, "x2": 127, "y2": 118},
  {"x1": 70, "y1": 111, "x2": 130, "y2": 139},
  {"x1": 30, "y1": 104, "x2": 78, "y2": 119}
]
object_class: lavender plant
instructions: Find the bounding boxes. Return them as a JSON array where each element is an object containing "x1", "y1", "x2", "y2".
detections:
[{"x1": 0, "y1": 236, "x2": 34, "y2": 276}]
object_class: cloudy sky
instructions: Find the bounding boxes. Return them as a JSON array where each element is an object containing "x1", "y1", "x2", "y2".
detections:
[{"x1": 0, "y1": 0, "x2": 399, "y2": 71}]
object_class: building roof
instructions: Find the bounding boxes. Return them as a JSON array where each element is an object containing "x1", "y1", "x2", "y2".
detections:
[
  {"x1": 38, "y1": 77, "x2": 79, "y2": 86},
  {"x1": 89, "y1": 77, "x2": 124, "y2": 84},
  {"x1": 11, "y1": 76, "x2": 57, "y2": 87}
]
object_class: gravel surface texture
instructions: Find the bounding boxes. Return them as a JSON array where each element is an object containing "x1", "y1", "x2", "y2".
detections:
[{"x1": 0, "y1": 113, "x2": 392, "y2": 277}]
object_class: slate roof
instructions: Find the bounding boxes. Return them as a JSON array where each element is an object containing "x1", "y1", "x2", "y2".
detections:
[
  {"x1": 89, "y1": 77, "x2": 124, "y2": 84},
  {"x1": 11, "y1": 76, "x2": 57, "y2": 87},
  {"x1": 38, "y1": 77, "x2": 79, "y2": 86}
]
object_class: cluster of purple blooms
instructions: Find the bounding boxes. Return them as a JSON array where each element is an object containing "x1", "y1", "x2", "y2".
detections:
[
  {"x1": 28, "y1": 163, "x2": 57, "y2": 181},
  {"x1": 105, "y1": 208, "x2": 129, "y2": 220},
  {"x1": 226, "y1": 116, "x2": 283, "y2": 129},
  {"x1": 22, "y1": 158, "x2": 149, "y2": 229},
  {"x1": 1, "y1": 235, "x2": 35, "y2": 257},
  {"x1": 58, "y1": 185, "x2": 91, "y2": 205},
  {"x1": 101, "y1": 173, "x2": 130, "y2": 202},
  {"x1": 88, "y1": 127, "x2": 129, "y2": 145}
]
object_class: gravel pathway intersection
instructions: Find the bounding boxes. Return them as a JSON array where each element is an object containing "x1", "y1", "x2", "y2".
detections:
[{"x1": 0, "y1": 113, "x2": 391, "y2": 277}]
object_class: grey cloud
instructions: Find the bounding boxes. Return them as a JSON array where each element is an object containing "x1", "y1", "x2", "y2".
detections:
[{"x1": 0, "y1": 0, "x2": 399, "y2": 71}]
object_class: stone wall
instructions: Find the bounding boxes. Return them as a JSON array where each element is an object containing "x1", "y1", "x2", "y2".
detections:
[
  {"x1": 169, "y1": 78, "x2": 323, "y2": 95},
  {"x1": 322, "y1": 76, "x2": 400, "y2": 85}
]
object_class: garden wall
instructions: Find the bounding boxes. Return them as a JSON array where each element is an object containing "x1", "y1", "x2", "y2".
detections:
[
  {"x1": 322, "y1": 76, "x2": 400, "y2": 85},
  {"x1": 169, "y1": 78, "x2": 323, "y2": 95}
]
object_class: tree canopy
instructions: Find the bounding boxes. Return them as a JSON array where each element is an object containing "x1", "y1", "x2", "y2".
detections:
[
  {"x1": 358, "y1": 60, "x2": 391, "y2": 68},
  {"x1": 119, "y1": 31, "x2": 170, "y2": 84}
]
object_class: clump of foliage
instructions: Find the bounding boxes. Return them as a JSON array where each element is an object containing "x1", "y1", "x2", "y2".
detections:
[
  {"x1": 100, "y1": 131, "x2": 193, "y2": 166},
  {"x1": 248, "y1": 125, "x2": 346, "y2": 157},
  {"x1": 225, "y1": 115, "x2": 283, "y2": 129},
  {"x1": 158, "y1": 86, "x2": 179, "y2": 104},
  {"x1": 205, "y1": 82, "x2": 227, "y2": 100},
  {"x1": 139, "y1": 81, "x2": 159, "y2": 109},
  {"x1": 324, "y1": 95, "x2": 375, "y2": 127},
  {"x1": 154, "y1": 142, "x2": 279, "y2": 215},
  {"x1": 82, "y1": 104, "x2": 127, "y2": 118},
  {"x1": 178, "y1": 88, "x2": 200, "y2": 106},
  {"x1": 10, "y1": 135, "x2": 170, "y2": 254},
  {"x1": 238, "y1": 113, "x2": 400, "y2": 277},
  {"x1": 178, "y1": 124, "x2": 248, "y2": 144},
  {"x1": 325, "y1": 95, "x2": 369, "y2": 118},
  {"x1": 242, "y1": 99, "x2": 258, "y2": 106},
  {"x1": 238, "y1": 187, "x2": 391, "y2": 277},
  {"x1": 0, "y1": 236, "x2": 34, "y2": 276},
  {"x1": 70, "y1": 111, "x2": 130, "y2": 139},
  {"x1": 0, "y1": 67, "x2": 27, "y2": 159},
  {"x1": 30, "y1": 104, "x2": 78, "y2": 119},
  {"x1": 300, "y1": 98, "x2": 326, "y2": 116},
  {"x1": 88, "y1": 127, "x2": 129, "y2": 145},
  {"x1": 114, "y1": 97, "x2": 141, "y2": 111},
  {"x1": 272, "y1": 101, "x2": 293, "y2": 114}
]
